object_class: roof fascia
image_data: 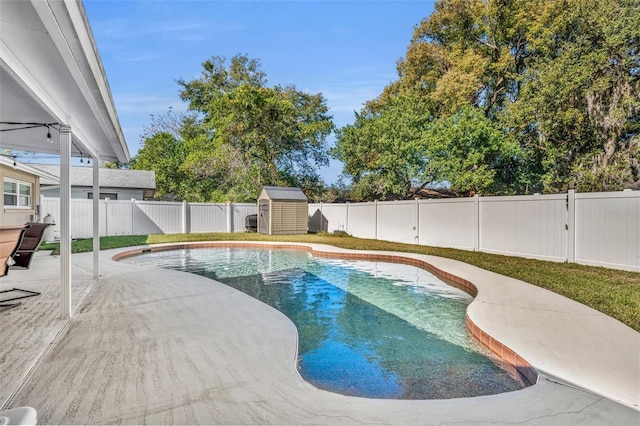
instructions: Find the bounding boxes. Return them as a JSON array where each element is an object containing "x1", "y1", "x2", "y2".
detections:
[
  {"x1": 29, "y1": 0, "x2": 128, "y2": 162},
  {"x1": 0, "y1": 157, "x2": 60, "y2": 182}
]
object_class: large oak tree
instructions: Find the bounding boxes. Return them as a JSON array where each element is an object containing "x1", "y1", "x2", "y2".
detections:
[
  {"x1": 132, "y1": 55, "x2": 334, "y2": 202},
  {"x1": 333, "y1": 0, "x2": 639, "y2": 199}
]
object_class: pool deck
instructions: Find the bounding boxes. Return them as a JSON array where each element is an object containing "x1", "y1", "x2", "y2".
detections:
[{"x1": 0, "y1": 241, "x2": 638, "y2": 425}]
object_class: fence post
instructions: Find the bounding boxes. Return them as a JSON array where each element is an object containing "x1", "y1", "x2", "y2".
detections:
[
  {"x1": 131, "y1": 198, "x2": 136, "y2": 236},
  {"x1": 374, "y1": 200, "x2": 378, "y2": 240},
  {"x1": 92, "y1": 161, "x2": 100, "y2": 277},
  {"x1": 473, "y1": 194, "x2": 480, "y2": 251},
  {"x1": 181, "y1": 201, "x2": 187, "y2": 234},
  {"x1": 105, "y1": 197, "x2": 109, "y2": 237},
  {"x1": 345, "y1": 202, "x2": 350, "y2": 233},
  {"x1": 567, "y1": 190, "x2": 576, "y2": 263},
  {"x1": 227, "y1": 202, "x2": 233, "y2": 233},
  {"x1": 415, "y1": 197, "x2": 420, "y2": 245}
]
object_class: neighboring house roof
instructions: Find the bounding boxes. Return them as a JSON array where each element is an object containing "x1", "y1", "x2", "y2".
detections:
[
  {"x1": 410, "y1": 187, "x2": 456, "y2": 199},
  {"x1": 33, "y1": 165, "x2": 155, "y2": 190},
  {"x1": 261, "y1": 186, "x2": 308, "y2": 201},
  {"x1": 0, "y1": 157, "x2": 60, "y2": 183}
]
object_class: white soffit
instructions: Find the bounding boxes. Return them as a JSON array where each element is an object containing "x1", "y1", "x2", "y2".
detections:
[{"x1": 0, "y1": 0, "x2": 129, "y2": 162}]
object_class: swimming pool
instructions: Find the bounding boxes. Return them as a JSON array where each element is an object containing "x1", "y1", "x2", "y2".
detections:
[{"x1": 122, "y1": 246, "x2": 527, "y2": 399}]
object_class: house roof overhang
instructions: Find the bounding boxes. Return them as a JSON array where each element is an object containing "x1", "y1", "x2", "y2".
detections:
[
  {"x1": 0, "y1": 156, "x2": 60, "y2": 183},
  {"x1": 0, "y1": 0, "x2": 129, "y2": 162}
]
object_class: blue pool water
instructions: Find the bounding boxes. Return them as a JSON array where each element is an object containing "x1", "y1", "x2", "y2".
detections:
[{"x1": 123, "y1": 247, "x2": 527, "y2": 399}]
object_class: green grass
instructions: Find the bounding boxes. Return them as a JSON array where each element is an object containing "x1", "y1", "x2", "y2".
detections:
[{"x1": 40, "y1": 232, "x2": 640, "y2": 332}]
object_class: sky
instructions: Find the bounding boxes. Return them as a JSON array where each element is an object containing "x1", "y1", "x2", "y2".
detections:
[{"x1": 83, "y1": 0, "x2": 436, "y2": 184}]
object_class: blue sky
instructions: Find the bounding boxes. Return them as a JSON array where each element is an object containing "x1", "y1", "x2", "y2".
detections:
[{"x1": 84, "y1": 0, "x2": 435, "y2": 183}]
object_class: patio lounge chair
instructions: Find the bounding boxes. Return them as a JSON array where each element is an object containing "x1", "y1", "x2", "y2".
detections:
[
  {"x1": 0, "y1": 224, "x2": 29, "y2": 277},
  {"x1": 11, "y1": 222, "x2": 53, "y2": 269}
]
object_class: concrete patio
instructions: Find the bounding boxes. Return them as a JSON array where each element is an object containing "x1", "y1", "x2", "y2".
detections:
[{"x1": 1, "y1": 242, "x2": 638, "y2": 425}]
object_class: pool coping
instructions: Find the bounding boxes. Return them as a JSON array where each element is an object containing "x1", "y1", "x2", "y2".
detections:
[
  {"x1": 113, "y1": 240, "x2": 638, "y2": 409},
  {"x1": 2, "y1": 241, "x2": 637, "y2": 423}
]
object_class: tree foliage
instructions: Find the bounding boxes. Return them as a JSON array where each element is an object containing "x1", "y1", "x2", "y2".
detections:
[
  {"x1": 333, "y1": 0, "x2": 639, "y2": 199},
  {"x1": 333, "y1": 92, "x2": 430, "y2": 200},
  {"x1": 99, "y1": 161, "x2": 127, "y2": 169},
  {"x1": 130, "y1": 130, "x2": 187, "y2": 200},
  {"x1": 422, "y1": 106, "x2": 522, "y2": 195},
  {"x1": 131, "y1": 55, "x2": 334, "y2": 202},
  {"x1": 507, "y1": 0, "x2": 640, "y2": 192}
]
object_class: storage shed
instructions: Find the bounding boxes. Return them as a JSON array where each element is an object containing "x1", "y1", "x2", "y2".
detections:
[{"x1": 258, "y1": 186, "x2": 308, "y2": 235}]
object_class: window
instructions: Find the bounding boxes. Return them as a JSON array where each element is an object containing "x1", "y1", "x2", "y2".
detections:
[
  {"x1": 87, "y1": 192, "x2": 118, "y2": 200},
  {"x1": 3, "y1": 178, "x2": 32, "y2": 208}
]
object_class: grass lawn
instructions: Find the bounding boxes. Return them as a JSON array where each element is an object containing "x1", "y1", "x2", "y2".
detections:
[{"x1": 40, "y1": 232, "x2": 640, "y2": 332}]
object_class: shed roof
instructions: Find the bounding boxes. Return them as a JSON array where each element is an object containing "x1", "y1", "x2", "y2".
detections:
[
  {"x1": 33, "y1": 164, "x2": 155, "y2": 189},
  {"x1": 261, "y1": 186, "x2": 308, "y2": 201}
]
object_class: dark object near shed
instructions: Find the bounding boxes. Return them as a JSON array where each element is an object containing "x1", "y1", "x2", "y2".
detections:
[
  {"x1": 11, "y1": 222, "x2": 53, "y2": 269},
  {"x1": 245, "y1": 214, "x2": 258, "y2": 232}
]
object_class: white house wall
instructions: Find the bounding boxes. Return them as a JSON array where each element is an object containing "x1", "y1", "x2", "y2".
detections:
[{"x1": 0, "y1": 165, "x2": 41, "y2": 225}]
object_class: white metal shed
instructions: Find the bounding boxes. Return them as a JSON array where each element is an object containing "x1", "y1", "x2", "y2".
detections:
[{"x1": 258, "y1": 186, "x2": 308, "y2": 235}]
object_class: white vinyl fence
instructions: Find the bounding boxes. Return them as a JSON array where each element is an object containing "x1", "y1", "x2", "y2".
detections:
[
  {"x1": 40, "y1": 197, "x2": 255, "y2": 240},
  {"x1": 41, "y1": 189, "x2": 639, "y2": 272},
  {"x1": 309, "y1": 190, "x2": 640, "y2": 272},
  {"x1": 573, "y1": 191, "x2": 640, "y2": 271}
]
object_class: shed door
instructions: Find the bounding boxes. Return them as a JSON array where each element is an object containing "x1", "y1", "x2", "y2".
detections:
[{"x1": 258, "y1": 200, "x2": 269, "y2": 234}]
